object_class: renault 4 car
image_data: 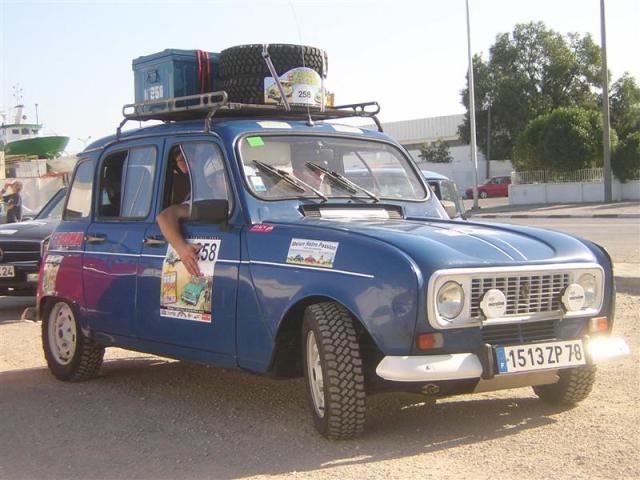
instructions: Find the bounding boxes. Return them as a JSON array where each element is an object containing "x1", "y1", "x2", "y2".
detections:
[{"x1": 32, "y1": 93, "x2": 628, "y2": 440}]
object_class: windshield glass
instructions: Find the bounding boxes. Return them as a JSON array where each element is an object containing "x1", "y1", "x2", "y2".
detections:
[
  {"x1": 239, "y1": 135, "x2": 427, "y2": 201},
  {"x1": 36, "y1": 189, "x2": 66, "y2": 220}
]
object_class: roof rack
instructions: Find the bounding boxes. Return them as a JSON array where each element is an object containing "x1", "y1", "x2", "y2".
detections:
[{"x1": 117, "y1": 91, "x2": 383, "y2": 137}]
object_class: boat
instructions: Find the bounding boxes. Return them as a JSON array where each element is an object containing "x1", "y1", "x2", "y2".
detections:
[{"x1": 0, "y1": 104, "x2": 69, "y2": 159}]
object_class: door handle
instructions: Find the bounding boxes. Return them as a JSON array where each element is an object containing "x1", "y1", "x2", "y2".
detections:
[
  {"x1": 86, "y1": 233, "x2": 106, "y2": 244},
  {"x1": 144, "y1": 235, "x2": 167, "y2": 247}
]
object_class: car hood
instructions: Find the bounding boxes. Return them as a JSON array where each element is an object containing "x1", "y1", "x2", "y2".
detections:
[
  {"x1": 275, "y1": 217, "x2": 596, "y2": 269},
  {"x1": 0, "y1": 218, "x2": 59, "y2": 242}
]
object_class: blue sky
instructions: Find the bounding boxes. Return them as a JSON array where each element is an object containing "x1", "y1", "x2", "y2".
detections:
[{"x1": 1, "y1": 0, "x2": 638, "y2": 153}]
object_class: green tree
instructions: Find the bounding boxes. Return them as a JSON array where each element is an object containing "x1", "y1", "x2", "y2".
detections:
[
  {"x1": 610, "y1": 73, "x2": 640, "y2": 141},
  {"x1": 459, "y1": 22, "x2": 602, "y2": 160},
  {"x1": 513, "y1": 107, "x2": 613, "y2": 172},
  {"x1": 418, "y1": 139, "x2": 453, "y2": 163},
  {"x1": 612, "y1": 132, "x2": 640, "y2": 182}
]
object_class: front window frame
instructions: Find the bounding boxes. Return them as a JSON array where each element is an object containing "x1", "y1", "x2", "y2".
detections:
[{"x1": 235, "y1": 133, "x2": 430, "y2": 203}]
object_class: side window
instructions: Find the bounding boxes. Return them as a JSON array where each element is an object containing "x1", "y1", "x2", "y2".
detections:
[
  {"x1": 98, "y1": 146, "x2": 157, "y2": 219},
  {"x1": 164, "y1": 142, "x2": 232, "y2": 212},
  {"x1": 64, "y1": 160, "x2": 95, "y2": 220},
  {"x1": 122, "y1": 147, "x2": 157, "y2": 217}
]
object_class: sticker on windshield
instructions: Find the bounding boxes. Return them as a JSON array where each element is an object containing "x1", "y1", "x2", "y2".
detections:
[
  {"x1": 286, "y1": 238, "x2": 339, "y2": 269},
  {"x1": 42, "y1": 255, "x2": 63, "y2": 295},
  {"x1": 246, "y1": 136, "x2": 265, "y2": 147},
  {"x1": 250, "y1": 176, "x2": 267, "y2": 192},
  {"x1": 160, "y1": 237, "x2": 220, "y2": 323}
]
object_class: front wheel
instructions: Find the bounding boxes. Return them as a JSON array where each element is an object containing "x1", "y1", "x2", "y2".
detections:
[
  {"x1": 479, "y1": 190, "x2": 488, "y2": 199},
  {"x1": 533, "y1": 365, "x2": 597, "y2": 405},
  {"x1": 302, "y1": 302, "x2": 366, "y2": 440},
  {"x1": 42, "y1": 300, "x2": 104, "y2": 381}
]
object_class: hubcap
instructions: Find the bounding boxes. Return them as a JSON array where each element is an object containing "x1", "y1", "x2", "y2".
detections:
[
  {"x1": 306, "y1": 330, "x2": 325, "y2": 418},
  {"x1": 48, "y1": 303, "x2": 77, "y2": 365}
]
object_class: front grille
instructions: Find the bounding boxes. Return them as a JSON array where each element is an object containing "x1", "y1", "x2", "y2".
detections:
[
  {"x1": 0, "y1": 241, "x2": 41, "y2": 263},
  {"x1": 471, "y1": 273, "x2": 569, "y2": 319},
  {"x1": 481, "y1": 320, "x2": 557, "y2": 346}
]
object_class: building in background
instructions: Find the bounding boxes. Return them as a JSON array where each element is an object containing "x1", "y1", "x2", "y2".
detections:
[{"x1": 367, "y1": 114, "x2": 513, "y2": 191}]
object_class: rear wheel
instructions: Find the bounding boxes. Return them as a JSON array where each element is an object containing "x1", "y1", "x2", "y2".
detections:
[
  {"x1": 42, "y1": 300, "x2": 104, "y2": 381},
  {"x1": 302, "y1": 302, "x2": 366, "y2": 440},
  {"x1": 533, "y1": 365, "x2": 597, "y2": 405}
]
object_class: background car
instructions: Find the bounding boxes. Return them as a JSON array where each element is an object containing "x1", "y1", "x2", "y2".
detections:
[
  {"x1": 0, "y1": 187, "x2": 67, "y2": 296},
  {"x1": 421, "y1": 170, "x2": 466, "y2": 219},
  {"x1": 465, "y1": 175, "x2": 511, "y2": 199}
]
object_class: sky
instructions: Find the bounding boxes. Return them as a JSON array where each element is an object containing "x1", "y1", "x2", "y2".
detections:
[{"x1": 1, "y1": 0, "x2": 638, "y2": 153}]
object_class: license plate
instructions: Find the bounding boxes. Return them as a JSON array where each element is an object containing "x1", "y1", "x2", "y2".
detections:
[
  {"x1": 496, "y1": 340, "x2": 586, "y2": 374},
  {"x1": 0, "y1": 265, "x2": 15, "y2": 278}
]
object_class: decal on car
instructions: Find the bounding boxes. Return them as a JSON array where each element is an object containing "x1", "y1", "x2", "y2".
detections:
[
  {"x1": 42, "y1": 255, "x2": 64, "y2": 295},
  {"x1": 250, "y1": 224, "x2": 275, "y2": 233},
  {"x1": 286, "y1": 238, "x2": 339, "y2": 269},
  {"x1": 160, "y1": 237, "x2": 220, "y2": 323},
  {"x1": 50, "y1": 232, "x2": 84, "y2": 249}
]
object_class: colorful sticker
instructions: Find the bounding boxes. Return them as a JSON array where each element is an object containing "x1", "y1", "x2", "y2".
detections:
[
  {"x1": 160, "y1": 237, "x2": 220, "y2": 323},
  {"x1": 50, "y1": 232, "x2": 84, "y2": 250},
  {"x1": 42, "y1": 255, "x2": 63, "y2": 295},
  {"x1": 331, "y1": 125, "x2": 363, "y2": 134},
  {"x1": 264, "y1": 67, "x2": 324, "y2": 107},
  {"x1": 250, "y1": 224, "x2": 275, "y2": 233},
  {"x1": 250, "y1": 176, "x2": 267, "y2": 192},
  {"x1": 257, "y1": 121, "x2": 291, "y2": 129},
  {"x1": 286, "y1": 238, "x2": 339, "y2": 269},
  {"x1": 247, "y1": 136, "x2": 265, "y2": 147}
]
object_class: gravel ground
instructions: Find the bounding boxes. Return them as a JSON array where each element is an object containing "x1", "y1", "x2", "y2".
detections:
[{"x1": 1, "y1": 287, "x2": 637, "y2": 480}]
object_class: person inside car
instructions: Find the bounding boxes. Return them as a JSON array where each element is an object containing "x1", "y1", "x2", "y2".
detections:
[
  {"x1": 157, "y1": 145, "x2": 229, "y2": 277},
  {"x1": 157, "y1": 145, "x2": 202, "y2": 276}
]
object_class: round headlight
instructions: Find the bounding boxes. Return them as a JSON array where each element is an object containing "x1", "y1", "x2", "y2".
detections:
[
  {"x1": 578, "y1": 273, "x2": 597, "y2": 308},
  {"x1": 437, "y1": 281, "x2": 464, "y2": 319}
]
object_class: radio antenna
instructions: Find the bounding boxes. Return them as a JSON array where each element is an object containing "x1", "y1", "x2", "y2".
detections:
[{"x1": 288, "y1": 0, "x2": 315, "y2": 126}]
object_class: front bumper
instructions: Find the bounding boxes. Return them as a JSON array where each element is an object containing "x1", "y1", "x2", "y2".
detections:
[
  {"x1": 376, "y1": 336, "x2": 629, "y2": 384},
  {"x1": 0, "y1": 261, "x2": 40, "y2": 295}
]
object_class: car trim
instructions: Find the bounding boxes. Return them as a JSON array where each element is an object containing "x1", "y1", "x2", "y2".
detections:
[
  {"x1": 47, "y1": 250, "x2": 375, "y2": 279},
  {"x1": 376, "y1": 353, "x2": 483, "y2": 381}
]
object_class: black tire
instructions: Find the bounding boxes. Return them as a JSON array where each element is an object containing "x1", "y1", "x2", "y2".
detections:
[
  {"x1": 480, "y1": 190, "x2": 488, "y2": 199},
  {"x1": 533, "y1": 365, "x2": 597, "y2": 405},
  {"x1": 218, "y1": 44, "x2": 328, "y2": 80},
  {"x1": 42, "y1": 300, "x2": 104, "y2": 381},
  {"x1": 302, "y1": 302, "x2": 366, "y2": 440},
  {"x1": 218, "y1": 76, "x2": 266, "y2": 105}
]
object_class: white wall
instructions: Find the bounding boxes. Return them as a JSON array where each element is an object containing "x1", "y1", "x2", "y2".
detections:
[{"x1": 510, "y1": 180, "x2": 640, "y2": 204}]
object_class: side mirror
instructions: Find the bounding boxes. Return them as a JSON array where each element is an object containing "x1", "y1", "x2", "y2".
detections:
[
  {"x1": 441, "y1": 200, "x2": 459, "y2": 219},
  {"x1": 190, "y1": 199, "x2": 229, "y2": 223}
]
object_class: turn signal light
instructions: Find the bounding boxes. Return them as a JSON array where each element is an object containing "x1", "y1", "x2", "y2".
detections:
[
  {"x1": 416, "y1": 333, "x2": 443, "y2": 350},
  {"x1": 589, "y1": 316, "x2": 609, "y2": 333}
]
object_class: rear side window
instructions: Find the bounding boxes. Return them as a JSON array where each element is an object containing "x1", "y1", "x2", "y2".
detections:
[
  {"x1": 98, "y1": 146, "x2": 157, "y2": 219},
  {"x1": 64, "y1": 160, "x2": 95, "y2": 221}
]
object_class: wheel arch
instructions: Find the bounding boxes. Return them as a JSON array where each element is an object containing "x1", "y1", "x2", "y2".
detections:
[{"x1": 268, "y1": 295, "x2": 382, "y2": 379}]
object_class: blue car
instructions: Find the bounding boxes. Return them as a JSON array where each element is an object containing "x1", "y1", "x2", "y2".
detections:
[{"x1": 31, "y1": 92, "x2": 627, "y2": 440}]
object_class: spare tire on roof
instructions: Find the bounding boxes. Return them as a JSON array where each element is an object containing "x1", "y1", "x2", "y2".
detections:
[
  {"x1": 218, "y1": 76, "x2": 266, "y2": 104},
  {"x1": 218, "y1": 44, "x2": 328, "y2": 80}
]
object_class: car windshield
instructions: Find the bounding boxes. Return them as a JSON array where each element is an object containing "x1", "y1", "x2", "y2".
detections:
[
  {"x1": 239, "y1": 135, "x2": 427, "y2": 201},
  {"x1": 36, "y1": 188, "x2": 66, "y2": 220}
]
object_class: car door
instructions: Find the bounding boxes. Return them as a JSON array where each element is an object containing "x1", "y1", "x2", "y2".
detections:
[
  {"x1": 82, "y1": 140, "x2": 160, "y2": 337},
  {"x1": 136, "y1": 137, "x2": 240, "y2": 359}
]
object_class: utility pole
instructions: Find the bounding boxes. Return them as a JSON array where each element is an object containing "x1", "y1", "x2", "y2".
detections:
[
  {"x1": 486, "y1": 103, "x2": 491, "y2": 178},
  {"x1": 466, "y1": 0, "x2": 480, "y2": 210},
  {"x1": 600, "y1": 0, "x2": 612, "y2": 202}
]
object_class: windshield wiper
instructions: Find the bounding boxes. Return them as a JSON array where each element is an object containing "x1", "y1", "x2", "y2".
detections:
[
  {"x1": 306, "y1": 162, "x2": 380, "y2": 202},
  {"x1": 253, "y1": 160, "x2": 327, "y2": 201}
]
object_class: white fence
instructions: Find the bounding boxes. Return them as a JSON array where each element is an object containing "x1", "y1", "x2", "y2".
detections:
[
  {"x1": 510, "y1": 180, "x2": 640, "y2": 204},
  {"x1": 514, "y1": 168, "x2": 605, "y2": 184}
]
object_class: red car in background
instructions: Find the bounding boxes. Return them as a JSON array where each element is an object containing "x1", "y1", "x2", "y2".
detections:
[{"x1": 465, "y1": 175, "x2": 511, "y2": 199}]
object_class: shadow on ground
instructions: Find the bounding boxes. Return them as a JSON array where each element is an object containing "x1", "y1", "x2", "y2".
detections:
[{"x1": 0, "y1": 356, "x2": 567, "y2": 479}]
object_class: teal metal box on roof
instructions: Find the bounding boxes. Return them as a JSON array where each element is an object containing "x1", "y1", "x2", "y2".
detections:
[{"x1": 132, "y1": 49, "x2": 219, "y2": 103}]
